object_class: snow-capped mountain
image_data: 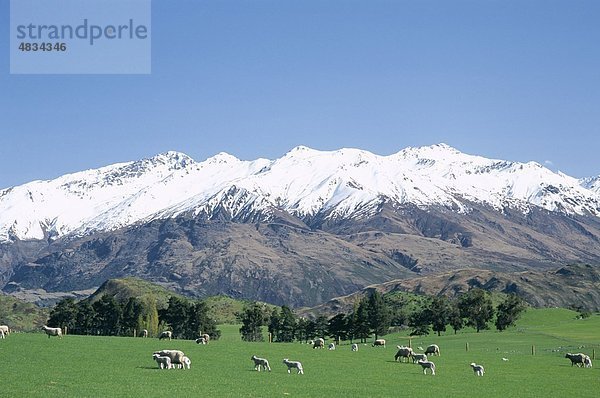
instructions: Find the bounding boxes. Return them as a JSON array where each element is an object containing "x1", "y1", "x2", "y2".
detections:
[{"x1": 1, "y1": 143, "x2": 599, "y2": 243}]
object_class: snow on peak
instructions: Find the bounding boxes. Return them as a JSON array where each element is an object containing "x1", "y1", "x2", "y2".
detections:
[{"x1": 1, "y1": 144, "x2": 599, "y2": 242}]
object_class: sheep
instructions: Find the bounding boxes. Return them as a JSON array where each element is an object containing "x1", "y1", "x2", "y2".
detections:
[
  {"x1": 351, "y1": 343, "x2": 359, "y2": 352},
  {"x1": 0, "y1": 330, "x2": 4, "y2": 339},
  {"x1": 425, "y1": 344, "x2": 440, "y2": 356},
  {"x1": 470, "y1": 362, "x2": 485, "y2": 376},
  {"x1": 140, "y1": 329, "x2": 148, "y2": 338},
  {"x1": 328, "y1": 343, "x2": 336, "y2": 351},
  {"x1": 417, "y1": 359, "x2": 436, "y2": 375},
  {"x1": 583, "y1": 355, "x2": 593, "y2": 368},
  {"x1": 0, "y1": 325, "x2": 9, "y2": 336},
  {"x1": 152, "y1": 353, "x2": 172, "y2": 369},
  {"x1": 411, "y1": 353, "x2": 428, "y2": 363},
  {"x1": 200, "y1": 333, "x2": 210, "y2": 344},
  {"x1": 394, "y1": 346, "x2": 414, "y2": 363},
  {"x1": 565, "y1": 353, "x2": 587, "y2": 367},
  {"x1": 251, "y1": 355, "x2": 271, "y2": 372},
  {"x1": 372, "y1": 339, "x2": 386, "y2": 347},
  {"x1": 282, "y1": 358, "x2": 304, "y2": 374},
  {"x1": 153, "y1": 350, "x2": 186, "y2": 367},
  {"x1": 313, "y1": 338, "x2": 325, "y2": 349},
  {"x1": 195, "y1": 337, "x2": 207, "y2": 345},
  {"x1": 158, "y1": 331, "x2": 172, "y2": 340},
  {"x1": 41, "y1": 325, "x2": 62, "y2": 339},
  {"x1": 176, "y1": 356, "x2": 191, "y2": 370}
]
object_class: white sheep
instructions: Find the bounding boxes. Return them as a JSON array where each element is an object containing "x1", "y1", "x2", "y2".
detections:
[
  {"x1": 313, "y1": 338, "x2": 325, "y2": 349},
  {"x1": 565, "y1": 353, "x2": 587, "y2": 367},
  {"x1": 153, "y1": 350, "x2": 186, "y2": 367},
  {"x1": 328, "y1": 343, "x2": 336, "y2": 350},
  {"x1": 351, "y1": 343, "x2": 359, "y2": 352},
  {"x1": 282, "y1": 358, "x2": 304, "y2": 374},
  {"x1": 251, "y1": 355, "x2": 271, "y2": 372},
  {"x1": 176, "y1": 356, "x2": 191, "y2": 370},
  {"x1": 41, "y1": 325, "x2": 62, "y2": 338},
  {"x1": 0, "y1": 330, "x2": 4, "y2": 339},
  {"x1": 425, "y1": 344, "x2": 440, "y2": 356},
  {"x1": 200, "y1": 333, "x2": 210, "y2": 344},
  {"x1": 372, "y1": 339, "x2": 386, "y2": 347},
  {"x1": 152, "y1": 353, "x2": 172, "y2": 369},
  {"x1": 195, "y1": 337, "x2": 207, "y2": 345},
  {"x1": 0, "y1": 325, "x2": 9, "y2": 336},
  {"x1": 583, "y1": 355, "x2": 593, "y2": 368},
  {"x1": 417, "y1": 359, "x2": 436, "y2": 375},
  {"x1": 394, "y1": 346, "x2": 414, "y2": 362},
  {"x1": 158, "y1": 331, "x2": 172, "y2": 340},
  {"x1": 140, "y1": 329, "x2": 148, "y2": 338},
  {"x1": 411, "y1": 353, "x2": 428, "y2": 363},
  {"x1": 470, "y1": 362, "x2": 485, "y2": 376}
]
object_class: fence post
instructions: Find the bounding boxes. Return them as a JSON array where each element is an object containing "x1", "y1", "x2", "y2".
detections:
[
  {"x1": 134, "y1": 329, "x2": 137, "y2": 337},
  {"x1": 466, "y1": 342, "x2": 469, "y2": 352},
  {"x1": 532, "y1": 345, "x2": 535, "y2": 355},
  {"x1": 63, "y1": 326, "x2": 67, "y2": 336},
  {"x1": 269, "y1": 333, "x2": 272, "y2": 343},
  {"x1": 593, "y1": 349, "x2": 595, "y2": 360},
  {"x1": 408, "y1": 338, "x2": 412, "y2": 348}
]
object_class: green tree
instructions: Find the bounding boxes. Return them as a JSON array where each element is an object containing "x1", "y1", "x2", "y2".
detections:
[
  {"x1": 352, "y1": 298, "x2": 371, "y2": 343},
  {"x1": 47, "y1": 298, "x2": 78, "y2": 331},
  {"x1": 92, "y1": 295, "x2": 122, "y2": 335},
  {"x1": 429, "y1": 296, "x2": 452, "y2": 336},
  {"x1": 367, "y1": 291, "x2": 391, "y2": 340},
  {"x1": 458, "y1": 288, "x2": 494, "y2": 332},
  {"x1": 160, "y1": 296, "x2": 190, "y2": 338},
  {"x1": 408, "y1": 308, "x2": 430, "y2": 336},
  {"x1": 192, "y1": 301, "x2": 220, "y2": 340},
  {"x1": 448, "y1": 301, "x2": 464, "y2": 334},
  {"x1": 75, "y1": 300, "x2": 95, "y2": 335},
  {"x1": 122, "y1": 297, "x2": 143, "y2": 336},
  {"x1": 238, "y1": 303, "x2": 265, "y2": 342},
  {"x1": 495, "y1": 294, "x2": 526, "y2": 331},
  {"x1": 277, "y1": 306, "x2": 297, "y2": 342},
  {"x1": 313, "y1": 315, "x2": 329, "y2": 339},
  {"x1": 268, "y1": 307, "x2": 281, "y2": 342},
  {"x1": 141, "y1": 296, "x2": 160, "y2": 337},
  {"x1": 327, "y1": 313, "x2": 349, "y2": 341}
]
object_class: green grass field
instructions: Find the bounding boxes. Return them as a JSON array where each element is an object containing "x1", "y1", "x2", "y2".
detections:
[{"x1": 1, "y1": 308, "x2": 598, "y2": 397}]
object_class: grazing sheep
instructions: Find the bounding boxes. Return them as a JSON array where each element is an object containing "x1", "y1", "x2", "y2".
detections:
[
  {"x1": 195, "y1": 337, "x2": 207, "y2": 345},
  {"x1": 351, "y1": 343, "x2": 359, "y2": 352},
  {"x1": 313, "y1": 338, "x2": 325, "y2": 349},
  {"x1": 251, "y1": 355, "x2": 271, "y2": 372},
  {"x1": 200, "y1": 333, "x2": 210, "y2": 344},
  {"x1": 565, "y1": 353, "x2": 587, "y2": 367},
  {"x1": 502, "y1": 358, "x2": 509, "y2": 362},
  {"x1": 394, "y1": 346, "x2": 414, "y2": 363},
  {"x1": 583, "y1": 355, "x2": 593, "y2": 368},
  {"x1": 425, "y1": 344, "x2": 440, "y2": 356},
  {"x1": 176, "y1": 356, "x2": 191, "y2": 370},
  {"x1": 41, "y1": 325, "x2": 62, "y2": 339},
  {"x1": 417, "y1": 359, "x2": 436, "y2": 375},
  {"x1": 282, "y1": 358, "x2": 304, "y2": 374},
  {"x1": 411, "y1": 353, "x2": 428, "y2": 363},
  {"x1": 0, "y1": 330, "x2": 4, "y2": 339},
  {"x1": 153, "y1": 350, "x2": 186, "y2": 367},
  {"x1": 140, "y1": 329, "x2": 148, "y2": 338},
  {"x1": 328, "y1": 343, "x2": 336, "y2": 351},
  {"x1": 470, "y1": 362, "x2": 485, "y2": 376},
  {"x1": 152, "y1": 354, "x2": 172, "y2": 369},
  {"x1": 0, "y1": 325, "x2": 9, "y2": 336},
  {"x1": 158, "y1": 331, "x2": 172, "y2": 340},
  {"x1": 372, "y1": 339, "x2": 386, "y2": 347}
]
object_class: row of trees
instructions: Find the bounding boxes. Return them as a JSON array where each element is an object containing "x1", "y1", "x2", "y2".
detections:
[
  {"x1": 47, "y1": 295, "x2": 220, "y2": 339},
  {"x1": 238, "y1": 289, "x2": 526, "y2": 342}
]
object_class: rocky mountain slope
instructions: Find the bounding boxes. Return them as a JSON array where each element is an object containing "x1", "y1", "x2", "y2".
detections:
[{"x1": 1, "y1": 144, "x2": 600, "y2": 307}]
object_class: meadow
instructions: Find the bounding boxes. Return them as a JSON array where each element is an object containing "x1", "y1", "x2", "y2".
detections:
[{"x1": 0, "y1": 308, "x2": 598, "y2": 397}]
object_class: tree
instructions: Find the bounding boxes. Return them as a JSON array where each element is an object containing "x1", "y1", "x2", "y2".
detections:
[
  {"x1": 160, "y1": 296, "x2": 190, "y2": 338},
  {"x1": 239, "y1": 303, "x2": 265, "y2": 342},
  {"x1": 313, "y1": 315, "x2": 329, "y2": 339},
  {"x1": 268, "y1": 307, "x2": 281, "y2": 342},
  {"x1": 92, "y1": 295, "x2": 122, "y2": 335},
  {"x1": 75, "y1": 300, "x2": 95, "y2": 335},
  {"x1": 190, "y1": 301, "x2": 220, "y2": 340},
  {"x1": 458, "y1": 288, "x2": 494, "y2": 332},
  {"x1": 327, "y1": 313, "x2": 349, "y2": 342},
  {"x1": 408, "y1": 308, "x2": 430, "y2": 336},
  {"x1": 448, "y1": 301, "x2": 464, "y2": 334},
  {"x1": 47, "y1": 298, "x2": 78, "y2": 331},
  {"x1": 141, "y1": 296, "x2": 160, "y2": 337},
  {"x1": 277, "y1": 306, "x2": 297, "y2": 342},
  {"x1": 367, "y1": 291, "x2": 391, "y2": 340},
  {"x1": 122, "y1": 297, "x2": 143, "y2": 336},
  {"x1": 428, "y1": 296, "x2": 452, "y2": 336},
  {"x1": 352, "y1": 298, "x2": 371, "y2": 343},
  {"x1": 495, "y1": 294, "x2": 526, "y2": 331}
]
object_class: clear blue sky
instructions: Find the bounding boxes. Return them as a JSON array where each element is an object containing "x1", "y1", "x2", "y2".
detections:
[{"x1": 1, "y1": 0, "x2": 599, "y2": 189}]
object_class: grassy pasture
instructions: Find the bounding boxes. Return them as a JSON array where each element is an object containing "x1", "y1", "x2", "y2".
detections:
[{"x1": 1, "y1": 309, "x2": 598, "y2": 397}]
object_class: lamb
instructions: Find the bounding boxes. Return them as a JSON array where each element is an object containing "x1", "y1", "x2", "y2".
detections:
[
  {"x1": 41, "y1": 325, "x2": 62, "y2": 338},
  {"x1": 425, "y1": 344, "x2": 440, "y2": 356},
  {"x1": 351, "y1": 343, "x2": 359, "y2": 352},
  {"x1": 417, "y1": 359, "x2": 436, "y2": 375},
  {"x1": 313, "y1": 338, "x2": 325, "y2": 349},
  {"x1": 583, "y1": 355, "x2": 593, "y2": 368},
  {"x1": 251, "y1": 355, "x2": 271, "y2": 372},
  {"x1": 372, "y1": 339, "x2": 386, "y2": 347},
  {"x1": 176, "y1": 356, "x2": 191, "y2": 370},
  {"x1": 153, "y1": 350, "x2": 186, "y2": 367},
  {"x1": 152, "y1": 353, "x2": 172, "y2": 369},
  {"x1": 158, "y1": 331, "x2": 172, "y2": 340},
  {"x1": 411, "y1": 353, "x2": 428, "y2": 363},
  {"x1": 282, "y1": 358, "x2": 304, "y2": 374},
  {"x1": 0, "y1": 325, "x2": 9, "y2": 336},
  {"x1": 470, "y1": 362, "x2": 485, "y2": 376},
  {"x1": 200, "y1": 333, "x2": 210, "y2": 344},
  {"x1": 394, "y1": 346, "x2": 414, "y2": 363},
  {"x1": 565, "y1": 353, "x2": 587, "y2": 367},
  {"x1": 0, "y1": 330, "x2": 4, "y2": 339},
  {"x1": 328, "y1": 343, "x2": 336, "y2": 350},
  {"x1": 195, "y1": 337, "x2": 207, "y2": 345},
  {"x1": 140, "y1": 329, "x2": 148, "y2": 338}
]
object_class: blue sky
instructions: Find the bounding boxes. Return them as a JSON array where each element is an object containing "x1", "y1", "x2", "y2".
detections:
[{"x1": 1, "y1": 0, "x2": 599, "y2": 189}]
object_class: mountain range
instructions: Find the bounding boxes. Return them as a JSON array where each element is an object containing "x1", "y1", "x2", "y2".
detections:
[{"x1": 1, "y1": 144, "x2": 600, "y2": 307}]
